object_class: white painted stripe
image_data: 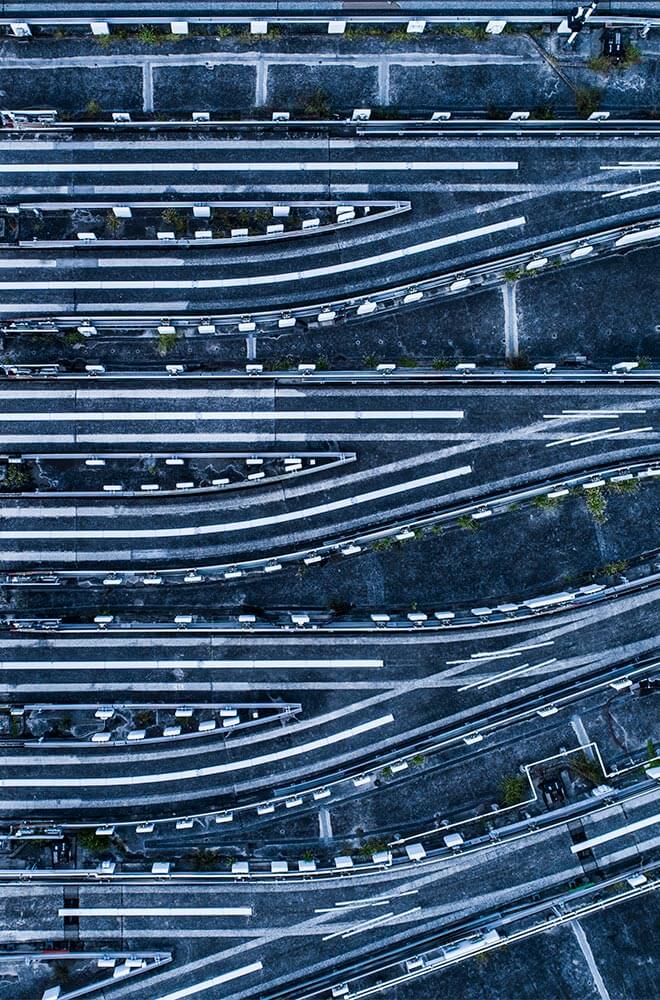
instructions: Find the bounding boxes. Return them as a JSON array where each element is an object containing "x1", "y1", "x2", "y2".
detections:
[
  {"x1": 460, "y1": 657, "x2": 557, "y2": 691},
  {"x1": 0, "y1": 160, "x2": 518, "y2": 174},
  {"x1": 0, "y1": 139, "x2": 342, "y2": 150},
  {"x1": 571, "y1": 813, "x2": 660, "y2": 853},
  {"x1": 569, "y1": 428, "x2": 652, "y2": 446},
  {"x1": 0, "y1": 388, "x2": 280, "y2": 400},
  {"x1": 0, "y1": 409, "x2": 463, "y2": 422},
  {"x1": 0, "y1": 260, "x2": 57, "y2": 269},
  {"x1": 0, "y1": 433, "x2": 467, "y2": 444},
  {"x1": 0, "y1": 659, "x2": 383, "y2": 670},
  {"x1": 600, "y1": 162, "x2": 660, "y2": 169},
  {"x1": 447, "y1": 640, "x2": 554, "y2": 666},
  {"x1": 571, "y1": 923, "x2": 611, "y2": 1000},
  {"x1": 0, "y1": 714, "x2": 395, "y2": 787},
  {"x1": 602, "y1": 181, "x2": 660, "y2": 200},
  {"x1": 447, "y1": 651, "x2": 521, "y2": 665},
  {"x1": 98, "y1": 257, "x2": 185, "y2": 268},
  {"x1": 0, "y1": 391, "x2": 76, "y2": 400},
  {"x1": 543, "y1": 412, "x2": 622, "y2": 420},
  {"x1": 0, "y1": 218, "x2": 525, "y2": 291},
  {"x1": 154, "y1": 962, "x2": 263, "y2": 1000},
  {"x1": 547, "y1": 426, "x2": 652, "y2": 448},
  {"x1": 545, "y1": 426, "x2": 620, "y2": 448},
  {"x1": 561, "y1": 409, "x2": 647, "y2": 416},
  {"x1": 58, "y1": 907, "x2": 252, "y2": 918},
  {"x1": 0, "y1": 465, "x2": 472, "y2": 540}
]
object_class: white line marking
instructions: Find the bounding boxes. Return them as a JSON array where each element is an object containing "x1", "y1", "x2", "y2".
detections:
[
  {"x1": 57, "y1": 907, "x2": 252, "y2": 918},
  {"x1": 0, "y1": 260, "x2": 57, "y2": 269},
  {"x1": 571, "y1": 813, "x2": 660, "y2": 853},
  {"x1": 571, "y1": 923, "x2": 612, "y2": 1000},
  {"x1": 154, "y1": 962, "x2": 263, "y2": 1000},
  {"x1": 459, "y1": 657, "x2": 557, "y2": 691},
  {"x1": 0, "y1": 659, "x2": 383, "y2": 671},
  {"x1": 543, "y1": 409, "x2": 647, "y2": 419},
  {"x1": 322, "y1": 906, "x2": 422, "y2": 942},
  {"x1": 0, "y1": 409, "x2": 463, "y2": 422},
  {"x1": 602, "y1": 181, "x2": 660, "y2": 200},
  {"x1": 342, "y1": 907, "x2": 422, "y2": 940},
  {"x1": 599, "y1": 162, "x2": 660, "y2": 169},
  {"x1": 0, "y1": 465, "x2": 472, "y2": 540},
  {"x1": 447, "y1": 641, "x2": 555, "y2": 665},
  {"x1": 0, "y1": 160, "x2": 518, "y2": 174},
  {"x1": 546, "y1": 426, "x2": 652, "y2": 448},
  {"x1": 0, "y1": 218, "x2": 526, "y2": 291},
  {"x1": 0, "y1": 714, "x2": 395, "y2": 786}
]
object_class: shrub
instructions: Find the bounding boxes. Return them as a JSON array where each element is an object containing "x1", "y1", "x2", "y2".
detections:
[
  {"x1": 105, "y1": 211, "x2": 121, "y2": 234},
  {"x1": 63, "y1": 330, "x2": 86, "y2": 346},
  {"x1": 4, "y1": 464, "x2": 29, "y2": 490},
  {"x1": 138, "y1": 26, "x2": 161, "y2": 45},
  {"x1": 575, "y1": 86, "x2": 602, "y2": 118},
  {"x1": 601, "y1": 559, "x2": 628, "y2": 576},
  {"x1": 270, "y1": 355, "x2": 296, "y2": 371},
  {"x1": 301, "y1": 89, "x2": 331, "y2": 118},
  {"x1": 157, "y1": 332, "x2": 178, "y2": 355},
  {"x1": 587, "y1": 55, "x2": 612, "y2": 74},
  {"x1": 432, "y1": 357, "x2": 451, "y2": 370},
  {"x1": 506, "y1": 353, "x2": 532, "y2": 370},
  {"x1": 161, "y1": 207, "x2": 187, "y2": 235},
  {"x1": 533, "y1": 104, "x2": 556, "y2": 120},
  {"x1": 457, "y1": 514, "x2": 479, "y2": 532},
  {"x1": 570, "y1": 751, "x2": 602, "y2": 786},
  {"x1": 500, "y1": 774, "x2": 527, "y2": 806},
  {"x1": 533, "y1": 494, "x2": 559, "y2": 511},
  {"x1": 620, "y1": 43, "x2": 642, "y2": 68},
  {"x1": 85, "y1": 99, "x2": 102, "y2": 119},
  {"x1": 397, "y1": 356, "x2": 417, "y2": 368},
  {"x1": 78, "y1": 830, "x2": 111, "y2": 854},
  {"x1": 372, "y1": 537, "x2": 393, "y2": 552},
  {"x1": 52, "y1": 962, "x2": 71, "y2": 984},
  {"x1": 504, "y1": 268, "x2": 524, "y2": 282},
  {"x1": 357, "y1": 838, "x2": 389, "y2": 858},
  {"x1": 388, "y1": 28, "x2": 415, "y2": 42},
  {"x1": 584, "y1": 487, "x2": 607, "y2": 524},
  {"x1": 190, "y1": 847, "x2": 219, "y2": 871},
  {"x1": 608, "y1": 477, "x2": 638, "y2": 495},
  {"x1": 439, "y1": 25, "x2": 489, "y2": 41}
]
